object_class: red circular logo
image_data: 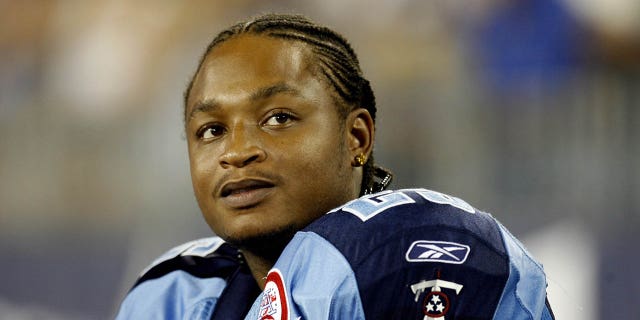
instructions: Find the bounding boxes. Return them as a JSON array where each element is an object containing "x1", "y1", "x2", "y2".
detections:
[{"x1": 259, "y1": 269, "x2": 289, "y2": 320}]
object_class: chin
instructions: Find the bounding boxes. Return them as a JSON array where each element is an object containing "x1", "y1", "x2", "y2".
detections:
[{"x1": 224, "y1": 223, "x2": 298, "y2": 260}]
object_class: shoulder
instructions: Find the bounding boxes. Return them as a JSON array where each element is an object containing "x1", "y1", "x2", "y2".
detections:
[
  {"x1": 267, "y1": 188, "x2": 553, "y2": 319},
  {"x1": 306, "y1": 188, "x2": 506, "y2": 262},
  {"x1": 133, "y1": 236, "x2": 237, "y2": 287},
  {"x1": 116, "y1": 237, "x2": 242, "y2": 320}
]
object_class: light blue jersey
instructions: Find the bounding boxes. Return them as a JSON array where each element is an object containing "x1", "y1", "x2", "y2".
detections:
[
  {"x1": 116, "y1": 189, "x2": 554, "y2": 319},
  {"x1": 247, "y1": 189, "x2": 555, "y2": 320}
]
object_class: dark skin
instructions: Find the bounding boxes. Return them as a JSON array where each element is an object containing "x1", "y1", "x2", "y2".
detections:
[{"x1": 185, "y1": 34, "x2": 375, "y2": 289}]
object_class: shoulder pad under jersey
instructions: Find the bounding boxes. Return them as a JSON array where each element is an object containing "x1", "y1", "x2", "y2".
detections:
[{"x1": 248, "y1": 188, "x2": 555, "y2": 320}]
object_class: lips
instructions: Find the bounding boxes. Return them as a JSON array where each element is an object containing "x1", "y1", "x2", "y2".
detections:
[
  {"x1": 220, "y1": 179, "x2": 275, "y2": 197},
  {"x1": 219, "y1": 178, "x2": 275, "y2": 209}
]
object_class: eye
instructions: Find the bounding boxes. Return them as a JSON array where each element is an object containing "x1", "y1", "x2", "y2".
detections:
[
  {"x1": 197, "y1": 124, "x2": 225, "y2": 140},
  {"x1": 263, "y1": 111, "x2": 295, "y2": 127}
]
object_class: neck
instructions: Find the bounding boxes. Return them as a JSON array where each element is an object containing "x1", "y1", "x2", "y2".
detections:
[
  {"x1": 229, "y1": 225, "x2": 298, "y2": 289},
  {"x1": 240, "y1": 249, "x2": 277, "y2": 290}
]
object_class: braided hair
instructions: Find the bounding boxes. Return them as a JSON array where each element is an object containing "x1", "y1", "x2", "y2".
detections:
[{"x1": 184, "y1": 13, "x2": 392, "y2": 195}]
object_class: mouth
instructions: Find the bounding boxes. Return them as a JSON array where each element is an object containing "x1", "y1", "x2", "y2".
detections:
[
  {"x1": 219, "y1": 179, "x2": 275, "y2": 209},
  {"x1": 220, "y1": 179, "x2": 275, "y2": 197}
]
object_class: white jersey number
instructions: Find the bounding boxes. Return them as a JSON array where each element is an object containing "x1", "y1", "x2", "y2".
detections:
[{"x1": 335, "y1": 189, "x2": 475, "y2": 222}]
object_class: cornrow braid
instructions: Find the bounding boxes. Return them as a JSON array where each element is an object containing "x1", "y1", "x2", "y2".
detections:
[{"x1": 184, "y1": 13, "x2": 392, "y2": 195}]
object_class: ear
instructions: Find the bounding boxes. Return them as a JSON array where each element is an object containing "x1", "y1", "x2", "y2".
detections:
[{"x1": 345, "y1": 108, "x2": 374, "y2": 161}]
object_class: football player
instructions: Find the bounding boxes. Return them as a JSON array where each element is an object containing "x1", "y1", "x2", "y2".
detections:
[{"x1": 116, "y1": 13, "x2": 553, "y2": 319}]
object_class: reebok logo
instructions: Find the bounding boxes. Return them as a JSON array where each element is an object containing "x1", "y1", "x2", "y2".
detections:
[{"x1": 405, "y1": 241, "x2": 470, "y2": 264}]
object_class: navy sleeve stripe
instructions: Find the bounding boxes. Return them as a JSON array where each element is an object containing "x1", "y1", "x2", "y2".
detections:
[{"x1": 132, "y1": 242, "x2": 241, "y2": 290}]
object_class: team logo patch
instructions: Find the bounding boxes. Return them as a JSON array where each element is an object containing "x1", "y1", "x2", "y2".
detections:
[
  {"x1": 258, "y1": 269, "x2": 289, "y2": 320},
  {"x1": 410, "y1": 273, "x2": 463, "y2": 320},
  {"x1": 405, "y1": 240, "x2": 470, "y2": 264},
  {"x1": 423, "y1": 291, "x2": 450, "y2": 318}
]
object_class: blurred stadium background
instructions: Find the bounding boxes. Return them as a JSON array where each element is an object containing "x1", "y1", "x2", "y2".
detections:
[{"x1": 1, "y1": 1, "x2": 638, "y2": 319}]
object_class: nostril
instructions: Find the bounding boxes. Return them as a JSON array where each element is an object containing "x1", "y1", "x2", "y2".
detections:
[
  {"x1": 243, "y1": 155, "x2": 260, "y2": 166},
  {"x1": 219, "y1": 145, "x2": 266, "y2": 168}
]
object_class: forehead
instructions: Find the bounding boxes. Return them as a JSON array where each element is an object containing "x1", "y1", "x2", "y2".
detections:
[{"x1": 187, "y1": 34, "x2": 325, "y2": 111}]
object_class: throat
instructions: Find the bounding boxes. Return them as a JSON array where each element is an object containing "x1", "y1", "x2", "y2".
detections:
[
  {"x1": 240, "y1": 249, "x2": 278, "y2": 290},
  {"x1": 230, "y1": 226, "x2": 297, "y2": 289}
]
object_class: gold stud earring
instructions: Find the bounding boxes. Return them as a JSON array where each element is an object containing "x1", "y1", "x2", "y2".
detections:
[{"x1": 354, "y1": 153, "x2": 367, "y2": 167}]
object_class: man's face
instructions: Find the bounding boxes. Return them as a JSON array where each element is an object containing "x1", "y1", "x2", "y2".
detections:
[{"x1": 185, "y1": 34, "x2": 360, "y2": 246}]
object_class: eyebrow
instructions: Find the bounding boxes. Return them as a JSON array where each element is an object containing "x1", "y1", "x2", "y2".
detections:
[
  {"x1": 188, "y1": 83, "x2": 301, "y2": 122},
  {"x1": 188, "y1": 99, "x2": 219, "y2": 121}
]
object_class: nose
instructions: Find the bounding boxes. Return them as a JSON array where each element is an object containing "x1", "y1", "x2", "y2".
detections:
[{"x1": 218, "y1": 123, "x2": 267, "y2": 168}]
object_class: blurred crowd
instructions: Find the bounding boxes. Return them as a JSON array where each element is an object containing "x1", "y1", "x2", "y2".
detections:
[{"x1": 1, "y1": 1, "x2": 638, "y2": 319}]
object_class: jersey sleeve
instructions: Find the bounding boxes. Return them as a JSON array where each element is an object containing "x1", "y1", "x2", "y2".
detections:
[
  {"x1": 115, "y1": 237, "x2": 237, "y2": 320},
  {"x1": 493, "y1": 222, "x2": 556, "y2": 320},
  {"x1": 116, "y1": 270, "x2": 227, "y2": 320}
]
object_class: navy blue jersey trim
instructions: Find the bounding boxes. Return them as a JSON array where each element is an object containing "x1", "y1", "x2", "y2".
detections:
[
  {"x1": 545, "y1": 297, "x2": 556, "y2": 319},
  {"x1": 132, "y1": 242, "x2": 241, "y2": 290},
  {"x1": 210, "y1": 258, "x2": 262, "y2": 320}
]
